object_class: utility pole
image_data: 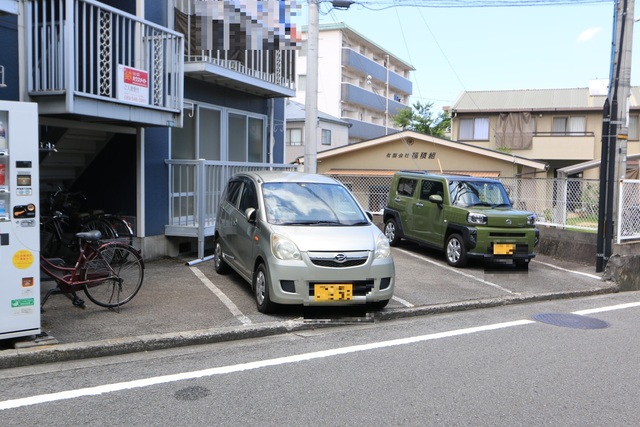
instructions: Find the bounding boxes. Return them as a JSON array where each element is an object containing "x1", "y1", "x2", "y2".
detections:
[
  {"x1": 303, "y1": 0, "x2": 319, "y2": 173},
  {"x1": 596, "y1": 0, "x2": 634, "y2": 272}
]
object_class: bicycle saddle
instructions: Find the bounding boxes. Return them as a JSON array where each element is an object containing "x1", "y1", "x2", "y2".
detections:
[{"x1": 75, "y1": 230, "x2": 102, "y2": 241}]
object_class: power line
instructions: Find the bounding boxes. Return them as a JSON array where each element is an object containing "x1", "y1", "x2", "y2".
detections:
[{"x1": 352, "y1": 0, "x2": 612, "y2": 10}]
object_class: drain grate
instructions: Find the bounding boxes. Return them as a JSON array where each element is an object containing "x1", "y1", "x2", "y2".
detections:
[{"x1": 532, "y1": 313, "x2": 609, "y2": 329}]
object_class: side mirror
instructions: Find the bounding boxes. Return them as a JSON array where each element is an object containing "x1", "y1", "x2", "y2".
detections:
[
  {"x1": 245, "y1": 207, "x2": 257, "y2": 223},
  {"x1": 429, "y1": 194, "x2": 443, "y2": 205}
]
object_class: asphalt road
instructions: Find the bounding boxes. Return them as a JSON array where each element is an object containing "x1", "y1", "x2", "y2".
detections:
[
  {"x1": 2, "y1": 291, "x2": 639, "y2": 425},
  {"x1": 0, "y1": 239, "x2": 613, "y2": 369}
]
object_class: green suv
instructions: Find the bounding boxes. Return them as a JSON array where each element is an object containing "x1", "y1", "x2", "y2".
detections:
[{"x1": 383, "y1": 171, "x2": 539, "y2": 268}]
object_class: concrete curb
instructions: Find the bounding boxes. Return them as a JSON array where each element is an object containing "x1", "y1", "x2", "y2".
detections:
[{"x1": 0, "y1": 283, "x2": 619, "y2": 369}]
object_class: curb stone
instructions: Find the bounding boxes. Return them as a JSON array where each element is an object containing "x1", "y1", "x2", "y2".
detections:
[{"x1": 0, "y1": 283, "x2": 619, "y2": 370}]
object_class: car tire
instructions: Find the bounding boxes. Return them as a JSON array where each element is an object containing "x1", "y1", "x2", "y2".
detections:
[
  {"x1": 214, "y1": 238, "x2": 230, "y2": 274},
  {"x1": 445, "y1": 234, "x2": 468, "y2": 267},
  {"x1": 384, "y1": 219, "x2": 401, "y2": 246},
  {"x1": 254, "y1": 263, "x2": 276, "y2": 314}
]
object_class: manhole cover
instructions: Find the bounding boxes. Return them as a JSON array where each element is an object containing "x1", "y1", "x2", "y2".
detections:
[{"x1": 532, "y1": 313, "x2": 609, "y2": 329}]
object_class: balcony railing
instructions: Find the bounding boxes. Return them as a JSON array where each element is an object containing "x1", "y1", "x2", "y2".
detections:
[
  {"x1": 25, "y1": 0, "x2": 184, "y2": 125},
  {"x1": 175, "y1": 0, "x2": 296, "y2": 96}
]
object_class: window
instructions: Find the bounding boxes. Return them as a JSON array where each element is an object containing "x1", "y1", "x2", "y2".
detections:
[
  {"x1": 397, "y1": 178, "x2": 417, "y2": 197},
  {"x1": 238, "y1": 181, "x2": 258, "y2": 212},
  {"x1": 629, "y1": 115, "x2": 639, "y2": 141},
  {"x1": 321, "y1": 129, "x2": 331, "y2": 146},
  {"x1": 199, "y1": 107, "x2": 221, "y2": 160},
  {"x1": 172, "y1": 102, "x2": 266, "y2": 163},
  {"x1": 228, "y1": 112, "x2": 265, "y2": 162},
  {"x1": 419, "y1": 180, "x2": 444, "y2": 201},
  {"x1": 458, "y1": 117, "x2": 489, "y2": 140},
  {"x1": 552, "y1": 116, "x2": 586, "y2": 135},
  {"x1": 287, "y1": 128, "x2": 303, "y2": 146}
]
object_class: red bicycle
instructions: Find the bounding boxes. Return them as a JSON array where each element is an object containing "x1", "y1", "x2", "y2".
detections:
[{"x1": 40, "y1": 229, "x2": 144, "y2": 310}]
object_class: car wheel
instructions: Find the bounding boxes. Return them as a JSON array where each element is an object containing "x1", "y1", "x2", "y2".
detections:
[
  {"x1": 254, "y1": 263, "x2": 276, "y2": 314},
  {"x1": 445, "y1": 234, "x2": 468, "y2": 267},
  {"x1": 214, "y1": 238, "x2": 230, "y2": 274},
  {"x1": 384, "y1": 219, "x2": 401, "y2": 246},
  {"x1": 515, "y1": 260, "x2": 530, "y2": 270}
]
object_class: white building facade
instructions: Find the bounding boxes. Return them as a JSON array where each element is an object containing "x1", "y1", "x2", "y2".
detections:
[{"x1": 295, "y1": 22, "x2": 414, "y2": 144}]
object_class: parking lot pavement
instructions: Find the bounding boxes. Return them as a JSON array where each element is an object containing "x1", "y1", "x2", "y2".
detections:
[{"x1": 0, "y1": 246, "x2": 617, "y2": 368}]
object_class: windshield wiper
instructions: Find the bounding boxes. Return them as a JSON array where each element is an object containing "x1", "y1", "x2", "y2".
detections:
[{"x1": 279, "y1": 220, "x2": 342, "y2": 226}]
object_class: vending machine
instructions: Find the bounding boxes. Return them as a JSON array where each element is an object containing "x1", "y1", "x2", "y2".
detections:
[{"x1": 0, "y1": 101, "x2": 40, "y2": 340}]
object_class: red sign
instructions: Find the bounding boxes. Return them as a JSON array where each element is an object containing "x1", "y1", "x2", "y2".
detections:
[{"x1": 122, "y1": 67, "x2": 148, "y2": 88}]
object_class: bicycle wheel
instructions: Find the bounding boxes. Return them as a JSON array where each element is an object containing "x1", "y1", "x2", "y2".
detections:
[
  {"x1": 82, "y1": 243, "x2": 144, "y2": 308},
  {"x1": 40, "y1": 219, "x2": 63, "y2": 258},
  {"x1": 81, "y1": 218, "x2": 117, "y2": 241},
  {"x1": 108, "y1": 216, "x2": 134, "y2": 246}
]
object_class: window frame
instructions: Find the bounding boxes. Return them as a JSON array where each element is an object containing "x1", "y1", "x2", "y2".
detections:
[{"x1": 458, "y1": 117, "x2": 490, "y2": 141}]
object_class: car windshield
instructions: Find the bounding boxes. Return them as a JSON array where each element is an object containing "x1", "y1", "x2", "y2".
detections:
[
  {"x1": 449, "y1": 180, "x2": 511, "y2": 208},
  {"x1": 263, "y1": 182, "x2": 368, "y2": 225}
]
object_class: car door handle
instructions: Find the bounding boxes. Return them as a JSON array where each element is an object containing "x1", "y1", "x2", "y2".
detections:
[
  {"x1": 232, "y1": 219, "x2": 238, "y2": 226},
  {"x1": 415, "y1": 202, "x2": 424, "y2": 207},
  {"x1": 394, "y1": 197, "x2": 401, "y2": 202}
]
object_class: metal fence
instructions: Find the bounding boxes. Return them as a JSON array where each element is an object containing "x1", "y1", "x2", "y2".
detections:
[
  {"x1": 330, "y1": 175, "x2": 640, "y2": 243},
  {"x1": 619, "y1": 179, "x2": 640, "y2": 242},
  {"x1": 26, "y1": 0, "x2": 184, "y2": 111},
  {"x1": 165, "y1": 159, "x2": 296, "y2": 259}
]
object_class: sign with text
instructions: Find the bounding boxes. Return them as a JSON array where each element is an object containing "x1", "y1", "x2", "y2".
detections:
[{"x1": 117, "y1": 65, "x2": 149, "y2": 105}]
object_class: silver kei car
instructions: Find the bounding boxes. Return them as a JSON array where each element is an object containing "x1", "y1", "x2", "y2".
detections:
[{"x1": 213, "y1": 171, "x2": 395, "y2": 313}]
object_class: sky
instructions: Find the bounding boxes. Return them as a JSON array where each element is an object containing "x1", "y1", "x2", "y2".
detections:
[{"x1": 291, "y1": 0, "x2": 640, "y2": 114}]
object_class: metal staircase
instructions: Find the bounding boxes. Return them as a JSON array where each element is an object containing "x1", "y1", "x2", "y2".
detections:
[{"x1": 39, "y1": 127, "x2": 114, "y2": 191}]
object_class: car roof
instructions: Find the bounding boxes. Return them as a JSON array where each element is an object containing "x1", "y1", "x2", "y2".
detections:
[
  {"x1": 396, "y1": 170, "x2": 500, "y2": 184},
  {"x1": 233, "y1": 170, "x2": 340, "y2": 185}
]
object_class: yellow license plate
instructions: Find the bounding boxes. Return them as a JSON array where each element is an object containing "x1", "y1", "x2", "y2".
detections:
[
  {"x1": 493, "y1": 243, "x2": 515, "y2": 255},
  {"x1": 314, "y1": 284, "x2": 353, "y2": 301}
]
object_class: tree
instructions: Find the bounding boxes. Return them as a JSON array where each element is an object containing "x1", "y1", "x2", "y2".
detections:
[{"x1": 392, "y1": 101, "x2": 451, "y2": 138}]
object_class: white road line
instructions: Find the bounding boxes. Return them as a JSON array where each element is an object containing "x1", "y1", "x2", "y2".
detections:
[
  {"x1": 395, "y1": 247, "x2": 516, "y2": 294},
  {"x1": 573, "y1": 301, "x2": 640, "y2": 315},
  {"x1": 1, "y1": 300, "x2": 638, "y2": 411},
  {"x1": 189, "y1": 266, "x2": 252, "y2": 325},
  {"x1": 392, "y1": 295, "x2": 414, "y2": 307},
  {"x1": 531, "y1": 259, "x2": 602, "y2": 280}
]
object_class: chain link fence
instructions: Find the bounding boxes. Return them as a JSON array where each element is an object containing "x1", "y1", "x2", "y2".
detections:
[
  {"x1": 330, "y1": 175, "x2": 640, "y2": 242},
  {"x1": 619, "y1": 179, "x2": 640, "y2": 242}
]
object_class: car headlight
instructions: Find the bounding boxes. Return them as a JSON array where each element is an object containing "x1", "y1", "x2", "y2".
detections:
[
  {"x1": 272, "y1": 234, "x2": 301, "y2": 260},
  {"x1": 467, "y1": 212, "x2": 487, "y2": 225},
  {"x1": 527, "y1": 214, "x2": 536, "y2": 226},
  {"x1": 375, "y1": 233, "x2": 391, "y2": 259}
]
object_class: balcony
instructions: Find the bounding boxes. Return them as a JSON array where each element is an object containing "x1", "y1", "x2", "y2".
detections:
[
  {"x1": 25, "y1": 0, "x2": 184, "y2": 127},
  {"x1": 175, "y1": 3, "x2": 296, "y2": 98},
  {"x1": 341, "y1": 83, "x2": 405, "y2": 116},
  {"x1": 526, "y1": 133, "x2": 596, "y2": 160}
]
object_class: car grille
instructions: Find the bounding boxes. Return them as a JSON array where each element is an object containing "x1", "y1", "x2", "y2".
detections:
[{"x1": 308, "y1": 251, "x2": 369, "y2": 268}]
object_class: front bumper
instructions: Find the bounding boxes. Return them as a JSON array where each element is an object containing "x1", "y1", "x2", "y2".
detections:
[{"x1": 265, "y1": 253, "x2": 395, "y2": 306}]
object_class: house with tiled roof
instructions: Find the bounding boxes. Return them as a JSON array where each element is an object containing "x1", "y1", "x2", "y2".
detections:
[{"x1": 446, "y1": 81, "x2": 640, "y2": 179}]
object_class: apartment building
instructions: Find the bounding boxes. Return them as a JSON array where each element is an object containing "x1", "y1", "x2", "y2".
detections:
[
  {"x1": 284, "y1": 99, "x2": 349, "y2": 164},
  {"x1": 447, "y1": 81, "x2": 640, "y2": 179},
  {"x1": 294, "y1": 22, "x2": 413, "y2": 144},
  {"x1": 0, "y1": 0, "x2": 297, "y2": 259}
]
